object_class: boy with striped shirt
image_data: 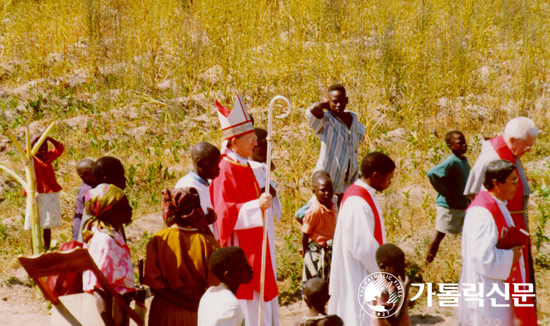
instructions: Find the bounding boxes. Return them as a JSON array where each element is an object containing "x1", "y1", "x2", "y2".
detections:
[{"x1": 306, "y1": 83, "x2": 365, "y2": 205}]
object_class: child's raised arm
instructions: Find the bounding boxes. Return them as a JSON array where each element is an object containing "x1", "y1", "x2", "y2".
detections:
[
  {"x1": 308, "y1": 100, "x2": 330, "y2": 119},
  {"x1": 46, "y1": 137, "x2": 64, "y2": 161}
]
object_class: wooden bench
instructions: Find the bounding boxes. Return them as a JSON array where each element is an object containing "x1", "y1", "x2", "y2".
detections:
[{"x1": 18, "y1": 247, "x2": 144, "y2": 326}]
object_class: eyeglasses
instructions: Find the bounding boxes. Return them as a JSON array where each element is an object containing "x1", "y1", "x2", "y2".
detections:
[
  {"x1": 239, "y1": 136, "x2": 257, "y2": 144},
  {"x1": 503, "y1": 177, "x2": 519, "y2": 185}
]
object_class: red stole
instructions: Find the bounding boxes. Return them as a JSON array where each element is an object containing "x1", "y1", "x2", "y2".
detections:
[
  {"x1": 209, "y1": 154, "x2": 278, "y2": 301},
  {"x1": 489, "y1": 136, "x2": 525, "y2": 230},
  {"x1": 341, "y1": 184, "x2": 384, "y2": 246},
  {"x1": 489, "y1": 136, "x2": 531, "y2": 282},
  {"x1": 469, "y1": 191, "x2": 537, "y2": 325}
]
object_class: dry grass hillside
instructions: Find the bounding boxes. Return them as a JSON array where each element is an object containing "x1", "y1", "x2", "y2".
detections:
[{"x1": 1, "y1": 0, "x2": 550, "y2": 322}]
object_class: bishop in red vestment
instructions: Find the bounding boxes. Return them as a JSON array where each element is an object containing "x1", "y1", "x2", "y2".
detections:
[{"x1": 210, "y1": 94, "x2": 279, "y2": 325}]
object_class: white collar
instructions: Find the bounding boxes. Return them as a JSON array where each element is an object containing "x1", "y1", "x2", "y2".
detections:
[
  {"x1": 355, "y1": 179, "x2": 377, "y2": 196},
  {"x1": 225, "y1": 148, "x2": 249, "y2": 165},
  {"x1": 217, "y1": 282, "x2": 231, "y2": 292},
  {"x1": 489, "y1": 193, "x2": 508, "y2": 206}
]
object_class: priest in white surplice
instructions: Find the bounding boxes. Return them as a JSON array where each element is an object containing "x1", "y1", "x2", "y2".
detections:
[
  {"x1": 328, "y1": 152, "x2": 396, "y2": 325},
  {"x1": 463, "y1": 117, "x2": 538, "y2": 303},
  {"x1": 459, "y1": 159, "x2": 537, "y2": 325}
]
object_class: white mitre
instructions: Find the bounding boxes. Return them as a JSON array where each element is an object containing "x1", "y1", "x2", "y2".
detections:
[{"x1": 215, "y1": 93, "x2": 255, "y2": 140}]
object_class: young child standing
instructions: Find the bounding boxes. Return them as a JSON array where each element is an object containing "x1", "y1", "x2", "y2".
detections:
[
  {"x1": 73, "y1": 159, "x2": 96, "y2": 241},
  {"x1": 197, "y1": 246, "x2": 254, "y2": 326},
  {"x1": 306, "y1": 83, "x2": 365, "y2": 205},
  {"x1": 25, "y1": 133, "x2": 64, "y2": 250},
  {"x1": 372, "y1": 243, "x2": 412, "y2": 326},
  {"x1": 426, "y1": 131, "x2": 470, "y2": 263},
  {"x1": 76, "y1": 156, "x2": 128, "y2": 242},
  {"x1": 295, "y1": 170, "x2": 338, "y2": 226},
  {"x1": 175, "y1": 142, "x2": 221, "y2": 239},
  {"x1": 294, "y1": 278, "x2": 344, "y2": 326},
  {"x1": 301, "y1": 172, "x2": 337, "y2": 284}
]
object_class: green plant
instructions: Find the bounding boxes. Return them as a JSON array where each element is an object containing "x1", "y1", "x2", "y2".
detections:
[
  {"x1": 0, "y1": 222, "x2": 8, "y2": 241},
  {"x1": 25, "y1": 94, "x2": 45, "y2": 120}
]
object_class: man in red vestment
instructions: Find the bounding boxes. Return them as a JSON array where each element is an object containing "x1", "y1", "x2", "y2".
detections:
[
  {"x1": 460, "y1": 159, "x2": 537, "y2": 325},
  {"x1": 210, "y1": 94, "x2": 279, "y2": 325},
  {"x1": 464, "y1": 117, "x2": 538, "y2": 305}
]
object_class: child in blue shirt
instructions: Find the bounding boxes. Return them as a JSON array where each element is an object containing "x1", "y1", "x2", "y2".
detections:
[{"x1": 426, "y1": 131, "x2": 470, "y2": 263}]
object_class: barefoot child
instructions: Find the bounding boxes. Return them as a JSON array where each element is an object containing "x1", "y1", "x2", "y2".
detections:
[
  {"x1": 198, "y1": 246, "x2": 254, "y2": 325},
  {"x1": 426, "y1": 131, "x2": 470, "y2": 263},
  {"x1": 175, "y1": 142, "x2": 221, "y2": 239},
  {"x1": 306, "y1": 83, "x2": 365, "y2": 205},
  {"x1": 373, "y1": 243, "x2": 412, "y2": 326},
  {"x1": 294, "y1": 278, "x2": 344, "y2": 326},
  {"x1": 25, "y1": 133, "x2": 64, "y2": 250},
  {"x1": 302, "y1": 172, "x2": 337, "y2": 284},
  {"x1": 73, "y1": 159, "x2": 96, "y2": 240}
]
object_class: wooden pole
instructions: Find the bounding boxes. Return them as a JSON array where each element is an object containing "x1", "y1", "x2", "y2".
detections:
[
  {"x1": 258, "y1": 96, "x2": 291, "y2": 325},
  {"x1": 0, "y1": 122, "x2": 56, "y2": 255}
]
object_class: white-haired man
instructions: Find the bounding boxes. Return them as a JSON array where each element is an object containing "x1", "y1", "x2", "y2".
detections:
[{"x1": 464, "y1": 116, "x2": 538, "y2": 302}]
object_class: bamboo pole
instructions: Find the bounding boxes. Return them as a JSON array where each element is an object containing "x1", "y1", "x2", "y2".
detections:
[
  {"x1": 258, "y1": 96, "x2": 291, "y2": 325},
  {"x1": 0, "y1": 122, "x2": 56, "y2": 255}
]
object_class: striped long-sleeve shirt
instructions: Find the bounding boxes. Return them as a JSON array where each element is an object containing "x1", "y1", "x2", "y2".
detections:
[{"x1": 306, "y1": 107, "x2": 365, "y2": 194}]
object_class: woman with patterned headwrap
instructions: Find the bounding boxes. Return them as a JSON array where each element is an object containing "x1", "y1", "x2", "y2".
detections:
[
  {"x1": 144, "y1": 187, "x2": 220, "y2": 326},
  {"x1": 81, "y1": 183, "x2": 135, "y2": 326}
]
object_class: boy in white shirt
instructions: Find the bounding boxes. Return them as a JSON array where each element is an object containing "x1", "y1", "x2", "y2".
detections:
[{"x1": 198, "y1": 247, "x2": 254, "y2": 326}]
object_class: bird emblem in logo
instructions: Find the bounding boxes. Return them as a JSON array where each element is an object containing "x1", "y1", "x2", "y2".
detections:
[{"x1": 358, "y1": 272, "x2": 405, "y2": 318}]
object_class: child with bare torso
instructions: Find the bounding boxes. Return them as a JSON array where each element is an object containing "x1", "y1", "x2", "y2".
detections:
[{"x1": 294, "y1": 278, "x2": 344, "y2": 326}]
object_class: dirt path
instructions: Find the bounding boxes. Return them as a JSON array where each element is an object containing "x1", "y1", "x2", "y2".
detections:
[
  {"x1": 3, "y1": 213, "x2": 453, "y2": 325},
  {"x1": 1, "y1": 285, "x2": 453, "y2": 326},
  {"x1": 0, "y1": 282, "x2": 50, "y2": 325},
  {"x1": 279, "y1": 300, "x2": 454, "y2": 325}
]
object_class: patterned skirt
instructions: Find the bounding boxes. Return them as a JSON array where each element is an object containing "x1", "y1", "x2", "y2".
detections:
[{"x1": 302, "y1": 239, "x2": 333, "y2": 284}]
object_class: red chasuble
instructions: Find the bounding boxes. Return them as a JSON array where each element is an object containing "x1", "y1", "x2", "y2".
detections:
[
  {"x1": 489, "y1": 135, "x2": 531, "y2": 282},
  {"x1": 210, "y1": 154, "x2": 278, "y2": 301},
  {"x1": 469, "y1": 191, "x2": 537, "y2": 326},
  {"x1": 341, "y1": 184, "x2": 384, "y2": 246}
]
